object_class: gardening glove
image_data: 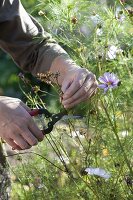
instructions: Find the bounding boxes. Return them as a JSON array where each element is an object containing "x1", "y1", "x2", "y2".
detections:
[{"x1": 0, "y1": 96, "x2": 44, "y2": 150}]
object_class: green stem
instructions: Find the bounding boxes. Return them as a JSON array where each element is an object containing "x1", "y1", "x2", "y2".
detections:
[
  {"x1": 6, "y1": 151, "x2": 65, "y2": 173},
  {"x1": 101, "y1": 100, "x2": 133, "y2": 176}
]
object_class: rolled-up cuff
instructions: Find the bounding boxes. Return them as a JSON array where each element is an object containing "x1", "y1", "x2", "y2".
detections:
[{"x1": 31, "y1": 42, "x2": 69, "y2": 75}]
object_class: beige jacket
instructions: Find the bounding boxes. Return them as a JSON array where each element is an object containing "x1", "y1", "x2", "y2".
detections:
[{"x1": 0, "y1": 0, "x2": 68, "y2": 75}]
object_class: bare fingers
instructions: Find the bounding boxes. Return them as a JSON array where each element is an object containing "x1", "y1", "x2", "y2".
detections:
[
  {"x1": 28, "y1": 118, "x2": 44, "y2": 142},
  {"x1": 62, "y1": 73, "x2": 97, "y2": 108},
  {"x1": 62, "y1": 69, "x2": 90, "y2": 100},
  {"x1": 4, "y1": 138, "x2": 22, "y2": 150}
]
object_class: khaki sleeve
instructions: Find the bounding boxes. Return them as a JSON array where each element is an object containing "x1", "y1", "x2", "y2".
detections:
[{"x1": 0, "y1": 0, "x2": 69, "y2": 75}]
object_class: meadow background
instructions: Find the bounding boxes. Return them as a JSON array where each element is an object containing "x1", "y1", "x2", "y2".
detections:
[{"x1": 0, "y1": 0, "x2": 133, "y2": 199}]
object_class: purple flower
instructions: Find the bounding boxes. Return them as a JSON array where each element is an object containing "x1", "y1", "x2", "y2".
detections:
[{"x1": 98, "y1": 72, "x2": 120, "y2": 93}]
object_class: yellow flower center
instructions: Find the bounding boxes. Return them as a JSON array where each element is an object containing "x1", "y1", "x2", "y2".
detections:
[{"x1": 107, "y1": 82, "x2": 112, "y2": 86}]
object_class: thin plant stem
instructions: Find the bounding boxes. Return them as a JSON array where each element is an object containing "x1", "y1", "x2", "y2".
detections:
[
  {"x1": 101, "y1": 99, "x2": 133, "y2": 176},
  {"x1": 6, "y1": 151, "x2": 65, "y2": 173}
]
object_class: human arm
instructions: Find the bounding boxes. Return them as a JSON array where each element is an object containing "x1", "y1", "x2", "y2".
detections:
[
  {"x1": 0, "y1": 0, "x2": 97, "y2": 108},
  {"x1": 0, "y1": 1, "x2": 97, "y2": 150}
]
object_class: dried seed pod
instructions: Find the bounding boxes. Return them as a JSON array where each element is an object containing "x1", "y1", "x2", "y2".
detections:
[
  {"x1": 127, "y1": 8, "x2": 133, "y2": 17},
  {"x1": 125, "y1": 175, "x2": 133, "y2": 187},
  {"x1": 37, "y1": 71, "x2": 60, "y2": 85},
  {"x1": 18, "y1": 72, "x2": 30, "y2": 84},
  {"x1": 71, "y1": 16, "x2": 78, "y2": 24},
  {"x1": 80, "y1": 168, "x2": 88, "y2": 176},
  {"x1": 114, "y1": 163, "x2": 120, "y2": 168}
]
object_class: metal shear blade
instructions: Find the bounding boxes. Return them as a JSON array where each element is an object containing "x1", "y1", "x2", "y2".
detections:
[{"x1": 29, "y1": 108, "x2": 67, "y2": 134}]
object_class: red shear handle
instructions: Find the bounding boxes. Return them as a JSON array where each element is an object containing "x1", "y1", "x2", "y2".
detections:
[{"x1": 29, "y1": 109, "x2": 40, "y2": 116}]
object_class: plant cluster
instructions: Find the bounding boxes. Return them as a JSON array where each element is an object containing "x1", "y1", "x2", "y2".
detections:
[{"x1": 10, "y1": 0, "x2": 133, "y2": 199}]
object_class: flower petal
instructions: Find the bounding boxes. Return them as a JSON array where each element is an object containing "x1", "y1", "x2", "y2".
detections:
[
  {"x1": 85, "y1": 167, "x2": 111, "y2": 179},
  {"x1": 104, "y1": 87, "x2": 109, "y2": 93},
  {"x1": 98, "y1": 72, "x2": 120, "y2": 92},
  {"x1": 98, "y1": 84, "x2": 107, "y2": 89},
  {"x1": 98, "y1": 76, "x2": 107, "y2": 83}
]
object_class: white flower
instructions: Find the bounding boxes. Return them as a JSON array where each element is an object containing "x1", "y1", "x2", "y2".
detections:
[
  {"x1": 115, "y1": 7, "x2": 125, "y2": 22},
  {"x1": 85, "y1": 167, "x2": 111, "y2": 179},
  {"x1": 90, "y1": 14, "x2": 101, "y2": 25},
  {"x1": 96, "y1": 28, "x2": 103, "y2": 36},
  {"x1": 108, "y1": 45, "x2": 118, "y2": 59},
  {"x1": 107, "y1": 45, "x2": 123, "y2": 60},
  {"x1": 119, "y1": 130, "x2": 129, "y2": 138}
]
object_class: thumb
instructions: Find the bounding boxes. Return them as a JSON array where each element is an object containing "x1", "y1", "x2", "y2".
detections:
[{"x1": 20, "y1": 101, "x2": 31, "y2": 112}]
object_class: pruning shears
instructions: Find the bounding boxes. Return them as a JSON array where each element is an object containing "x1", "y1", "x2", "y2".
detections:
[
  {"x1": 29, "y1": 108, "x2": 84, "y2": 135},
  {"x1": 29, "y1": 108, "x2": 68, "y2": 135},
  {"x1": 11, "y1": 108, "x2": 84, "y2": 150}
]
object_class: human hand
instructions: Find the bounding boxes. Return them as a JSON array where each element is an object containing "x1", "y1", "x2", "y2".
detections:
[
  {"x1": 61, "y1": 67, "x2": 97, "y2": 108},
  {"x1": 50, "y1": 56, "x2": 97, "y2": 109},
  {"x1": 0, "y1": 97, "x2": 44, "y2": 150}
]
